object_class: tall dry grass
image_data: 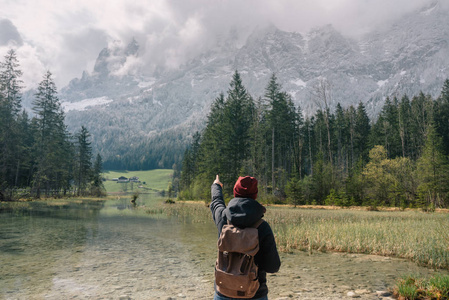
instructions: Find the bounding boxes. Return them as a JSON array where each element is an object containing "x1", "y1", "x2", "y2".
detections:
[
  {"x1": 153, "y1": 202, "x2": 449, "y2": 269},
  {"x1": 267, "y1": 207, "x2": 449, "y2": 269}
]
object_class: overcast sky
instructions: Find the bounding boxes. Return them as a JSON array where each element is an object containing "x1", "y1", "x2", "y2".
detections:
[{"x1": 0, "y1": 0, "x2": 437, "y2": 89}]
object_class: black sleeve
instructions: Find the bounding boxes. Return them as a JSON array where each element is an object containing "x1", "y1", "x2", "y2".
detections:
[
  {"x1": 210, "y1": 183, "x2": 226, "y2": 232},
  {"x1": 256, "y1": 221, "x2": 281, "y2": 273}
]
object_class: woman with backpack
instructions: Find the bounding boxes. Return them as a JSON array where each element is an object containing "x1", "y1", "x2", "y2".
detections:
[{"x1": 210, "y1": 175, "x2": 281, "y2": 300}]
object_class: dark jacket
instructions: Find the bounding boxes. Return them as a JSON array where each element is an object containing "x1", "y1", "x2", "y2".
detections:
[{"x1": 210, "y1": 183, "x2": 281, "y2": 299}]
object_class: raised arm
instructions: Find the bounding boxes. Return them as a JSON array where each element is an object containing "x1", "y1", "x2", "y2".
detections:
[{"x1": 210, "y1": 175, "x2": 226, "y2": 230}]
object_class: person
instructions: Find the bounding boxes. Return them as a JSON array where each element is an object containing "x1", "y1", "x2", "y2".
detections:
[{"x1": 210, "y1": 175, "x2": 281, "y2": 300}]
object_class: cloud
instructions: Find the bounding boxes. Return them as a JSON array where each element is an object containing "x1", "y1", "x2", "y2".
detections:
[
  {"x1": 0, "y1": 0, "x2": 440, "y2": 89},
  {"x1": 58, "y1": 28, "x2": 109, "y2": 82},
  {"x1": 13, "y1": 44, "x2": 46, "y2": 90},
  {"x1": 0, "y1": 19, "x2": 23, "y2": 46}
]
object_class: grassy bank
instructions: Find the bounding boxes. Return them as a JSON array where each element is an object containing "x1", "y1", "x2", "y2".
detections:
[
  {"x1": 394, "y1": 274, "x2": 449, "y2": 299},
  {"x1": 154, "y1": 201, "x2": 449, "y2": 270},
  {"x1": 102, "y1": 169, "x2": 173, "y2": 193},
  {"x1": 268, "y1": 207, "x2": 449, "y2": 269}
]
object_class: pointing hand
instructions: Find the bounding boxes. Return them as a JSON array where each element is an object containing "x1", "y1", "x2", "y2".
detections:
[{"x1": 214, "y1": 175, "x2": 223, "y2": 188}]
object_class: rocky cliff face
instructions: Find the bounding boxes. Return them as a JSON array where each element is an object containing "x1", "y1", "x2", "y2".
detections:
[{"x1": 57, "y1": 1, "x2": 449, "y2": 166}]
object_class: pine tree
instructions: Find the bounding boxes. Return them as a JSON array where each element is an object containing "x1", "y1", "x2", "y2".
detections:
[
  {"x1": 180, "y1": 132, "x2": 200, "y2": 198},
  {"x1": 311, "y1": 152, "x2": 333, "y2": 204},
  {"x1": 264, "y1": 74, "x2": 298, "y2": 192},
  {"x1": 311, "y1": 79, "x2": 333, "y2": 165},
  {"x1": 197, "y1": 94, "x2": 227, "y2": 183},
  {"x1": 416, "y1": 124, "x2": 449, "y2": 208},
  {"x1": 0, "y1": 49, "x2": 23, "y2": 194},
  {"x1": 221, "y1": 71, "x2": 255, "y2": 187},
  {"x1": 302, "y1": 117, "x2": 315, "y2": 176},
  {"x1": 380, "y1": 97, "x2": 402, "y2": 158},
  {"x1": 354, "y1": 102, "x2": 371, "y2": 163},
  {"x1": 334, "y1": 103, "x2": 348, "y2": 176},
  {"x1": 91, "y1": 153, "x2": 105, "y2": 196},
  {"x1": 410, "y1": 92, "x2": 432, "y2": 157},
  {"x1": 285, "y1": 173, "x2": 303, "y2": 207},
  {"x1": 250, "y1": 96, "x2": 268, "y2": 185},
  {"x1": 434, "y1": 80, "x2": 449, "y2": 156},
  {"x1": 346, "y1": 105, "x2": 357, "y2": 170},
  {"x1": 75, "y1": 126, "x2": 92, "y2": 196},
  {"x1": 32, "y1": 71, "x2": 71, "y2": 197},
  {"x1": 15, "y1": 110, "x2": 34, "y2": 187},
  {"x1": 294, "y1": 105, "x2": 305, "y2": 179},
  {"x1": 398, "y1": 95, "x2": 412, "y2": 158},
  {"x1": 0, "y1": 49, "x2": 22, "y2": 116}
]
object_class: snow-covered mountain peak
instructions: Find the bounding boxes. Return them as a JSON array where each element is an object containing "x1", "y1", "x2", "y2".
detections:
[{"x1": 55, "y1": 1, "x2": 449, "y2": 166}]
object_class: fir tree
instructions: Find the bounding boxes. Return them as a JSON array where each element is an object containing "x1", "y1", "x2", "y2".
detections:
[
  {"x1": 221, "y1": 71, "x2": 255, "y2": 187},
  {"x1": 0, "y1": 49, "x2": 23, "y2": 116},
  {"x1": 32, "y1": 71, "x2": 71, "y2": 197},
  {"x1": 354, "y1": 102, "x2": 371, "y2": 163},
  {"x1": 398, "y1": 95, "x2": 412, "y2": 158},
  {"x1": 0, "y1": 49, "x2": 23, "y2": 194},
  {"x1": 334, "y1": 103, "x2": 348, "y2": 176},
  {"x1": 416, "y1": 124, "x2": 449, "y2": 208},
  {"x1": 91, "y1": 153, "x2": 105, "y2": 196},
  {"x1": 75, "y1": 126, "x2": 92, "y2": 196},
  {"x1": 434, "y1": 80, "x2": 449, "y2": 156},
  {"x1": 410, "y1": 92, "x2": 432, "y2": 157},
  {"x1": 265, "y1": 74, "x2": 298, "y2": 191}
]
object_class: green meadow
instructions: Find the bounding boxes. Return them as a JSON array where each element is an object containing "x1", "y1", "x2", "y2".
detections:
[{"x1": 102, "y1": 169, "x2": 173, "y2": 193}]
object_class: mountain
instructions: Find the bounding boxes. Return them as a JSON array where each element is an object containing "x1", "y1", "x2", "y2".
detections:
[{"x1": 56, "y1": 1, "x2": 449, "y2": 170}]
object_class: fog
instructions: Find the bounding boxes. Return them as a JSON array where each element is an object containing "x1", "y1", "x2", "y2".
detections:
[{"x1": 0, "y1": 0, "x2": 442, "y2": 88}]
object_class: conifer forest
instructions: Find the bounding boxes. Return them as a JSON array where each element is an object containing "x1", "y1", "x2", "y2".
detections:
[
  {"x1": 0, "y1": 50, "x2": 103, "y2": 200},
  {"x1": 180, "y1": 71, "x2": 449, "y2": 209},
  {"x1": 2, "y1": 46, "x2": 449, "y2": 209}
]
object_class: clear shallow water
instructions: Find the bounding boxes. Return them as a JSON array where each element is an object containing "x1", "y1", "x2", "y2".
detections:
[{"x1": 0, "y1": 195, "x2": 445, "y2": 300}]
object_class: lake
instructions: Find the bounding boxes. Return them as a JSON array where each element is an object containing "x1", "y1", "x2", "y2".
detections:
[{"x1": 0, "y1": 194, "x2": 443, "y2": 299}]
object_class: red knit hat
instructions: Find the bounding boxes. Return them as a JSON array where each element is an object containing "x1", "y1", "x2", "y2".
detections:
[{"x1": 233, "y1": 176, "x2": 258, "y2": 200}]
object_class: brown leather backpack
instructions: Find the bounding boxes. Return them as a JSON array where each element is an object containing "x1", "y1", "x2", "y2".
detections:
[{"x1": 215, "y1": 219, "x2": 263, "y2": 299}]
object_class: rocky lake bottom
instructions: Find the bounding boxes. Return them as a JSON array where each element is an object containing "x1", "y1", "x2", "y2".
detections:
[{"x1": 0, "y1": 197, "x2": 445, "y2": 300}]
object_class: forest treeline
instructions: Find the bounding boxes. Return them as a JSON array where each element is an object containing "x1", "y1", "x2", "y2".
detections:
[
  {"x1": 0, "y1": 50, "x2": 104, "y2": 201},
  {"x1": 64, "y1": 99, "x2": 188, "y2": 171},
  {"x1": 179, "y1": 71, "x2": 449, "y2": 209}
]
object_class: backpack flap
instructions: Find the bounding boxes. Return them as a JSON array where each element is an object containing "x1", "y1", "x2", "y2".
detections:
[{"x1": 217, "y1": 225, "x2": 259, "y2": 256}]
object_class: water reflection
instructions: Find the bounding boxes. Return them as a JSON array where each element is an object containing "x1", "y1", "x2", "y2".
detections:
[
  {"x1": 0, "y1": 194, "x2": 215, "y2": 299},
  {"x1": 0, "y1": 195, "x2": 446, "y2": 299}
]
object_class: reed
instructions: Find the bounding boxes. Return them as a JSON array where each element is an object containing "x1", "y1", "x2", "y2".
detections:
[
  {"x1": 153, "y1": 202, "x2": 449, "y2": 269},
  {"x1": 267, "y1": 208, "x2": 449, "y2": 269}
]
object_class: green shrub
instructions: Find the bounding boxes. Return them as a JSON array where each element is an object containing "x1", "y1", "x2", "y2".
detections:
[
  {"x1": 395, "y1": 274, "x2": 449, "y2": 299},
  {"x1": 427, "y1": 274, "x2": 449, "y2": 299},
  {"x1": 325, "y1": 189, "x2": 338, "y2": 206},
  {"x1": 396, "y1": 283, "x2": 418, "y2": 300}
]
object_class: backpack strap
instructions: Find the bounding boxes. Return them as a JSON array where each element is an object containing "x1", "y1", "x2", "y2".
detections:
[
  {"x1": 226, "y1": 218, "x2": 264, "y2": 228},
  {"x1": 252, "y1": 219, "x2": 264, "y2": 229}
]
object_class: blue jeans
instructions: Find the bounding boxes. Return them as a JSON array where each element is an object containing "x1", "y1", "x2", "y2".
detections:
[{"x1": 213, "y1": 292, "x2": 268, "y2": 300}]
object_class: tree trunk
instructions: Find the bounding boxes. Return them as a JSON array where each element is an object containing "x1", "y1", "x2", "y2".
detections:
[
  {"x1": 298, "y1": 137, "x2": 303, "y2": 179},
  {"x1": 308, "y1": 125, "x2": 313, "y2": 176},
  {"x1": 272, "y1": 127, "x2": 275, "y2": 194},
  {"x1": 15, "y1": 160, "x2": 20, "y2": 186}
]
